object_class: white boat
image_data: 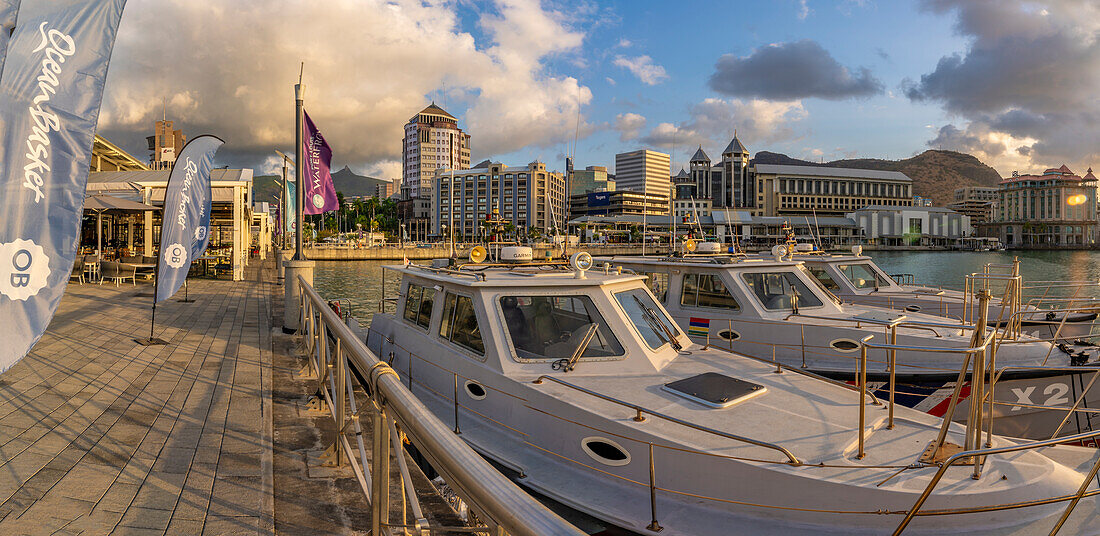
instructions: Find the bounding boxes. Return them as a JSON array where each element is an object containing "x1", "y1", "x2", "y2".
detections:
[
  {"x1": 603, "y1": 252, "x2": 1100, "y2": 441},
  {"x1": 361, "y1": 248, "x2": 1100, "y2": 535},
  {"x1": 796, "y1": 249, "x2": 1099, "y2": 341}
]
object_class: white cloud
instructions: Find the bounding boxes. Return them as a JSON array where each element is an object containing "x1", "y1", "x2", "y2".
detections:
[
  {"x1": 613, "y1": 112, "x2": 646, "y2": 142},
  {"x1": 99, "y1": 0, "x2": 594, "y2": 170},
  {"x1": 613, "y1": 55, "x2": 669, "y2": 85},
  {"x1": 640, "y1": 98, "x2": 808, "y2": 149},
  {"x1": 616, "y1": 38, "x2": 632, "y2": 48},
  {"x1": 605, "y1": 76, "x2": 616, "y2": 85},
  {"x1": 797, "y1": 0, "x2": 812, "y2": 20}
]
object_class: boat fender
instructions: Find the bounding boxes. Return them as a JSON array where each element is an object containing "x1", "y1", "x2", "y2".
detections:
[{"x1": 328, "y1": 300, "x2": 342, "y2": 318}]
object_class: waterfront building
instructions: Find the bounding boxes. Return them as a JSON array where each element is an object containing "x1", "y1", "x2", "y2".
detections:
[
  {"x1": 614, "y1": 149, "x2": 670, "y2": 195},
  {"x1": 569, "y1": 190, "x2": 669, "y2": 220},
  {"x1": 146, "y1": 119, "x2": 186, "y2": 170},
  {"x1": 990, "y1": 165, "x2": 1097, "y2": 247},
  {"x1": 688, "y1": 138, "x2": 753, "y2": 209},
  {"x1": 569, "y1": 165, "x2": 615, "y2": 195},
  {"x1": 567, "y1": 211, "x2": 860, "y2": 247},
  {"x1": 847, "y1": 205, "x2": 972, "y2": 247},
  {"x1": 402, "y1": 103, "x2": 470, "y2": 199},
  {"x1": 87, "y1": 167, "x2": 255, "y2": 280},
  {"x1": 91, "y1": 135, "x2": 150, "y2": 172},
  {"x1": 753, "y1": 164, "x2": 913, "y2": 218},
  {"x1": 949, "y1": 186, "x2": 998, "y2": 224},
  {"x1": 434, "y1": 161, "x2": 566, "y2": 240}
]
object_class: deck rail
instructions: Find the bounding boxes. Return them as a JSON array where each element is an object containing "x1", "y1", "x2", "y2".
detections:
[{"x1": 296, "y1": 275, "x2": 584, "y2": 536}]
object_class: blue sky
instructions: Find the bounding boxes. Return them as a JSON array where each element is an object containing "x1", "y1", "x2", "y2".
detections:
[{"x1": 98, "y1": 0, "x2": 1100, "y2": 184}]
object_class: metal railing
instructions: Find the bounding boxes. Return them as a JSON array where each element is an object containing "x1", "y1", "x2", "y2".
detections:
[{"x1": 296, "y1": 275, "x2": 585, "y2": 536}]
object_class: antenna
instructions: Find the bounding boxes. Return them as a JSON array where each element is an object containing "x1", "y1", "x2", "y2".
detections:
[
  {"x1": 162, "y1": 98, "x2": 166, "y2": 122},
  {"x1": 298, "y1": 62, "x2": 304, "y2": 85}
]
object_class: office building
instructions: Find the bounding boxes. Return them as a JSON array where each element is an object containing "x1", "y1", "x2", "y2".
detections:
[
  {"x1": 990, "y1": 165, "x2": 1097, "y2": 247},
  {"x1": 753, "y1": 164, "x2": 913, "y2": 217},
  {"x1": 615, "y1": 149, "x2": 670, "y2": 195},
  {"x1": 434, "y1": 161, "x2": 566, "y2": 239},
  {"x1": 569, "y1": 190, "x2": 669, "y2": 220},
  {"x1": 402, "y1": 103, "x2": 470, "y2": 199},
  {"x1": 949, "y1": 186, "x2": 998, "y2": 224},
  {"x1": 570, "y1": 165, "x2": 615, "y2": 195},
  {"x1": 146, "y1": 119, "x2": 185, "y2": 170}
]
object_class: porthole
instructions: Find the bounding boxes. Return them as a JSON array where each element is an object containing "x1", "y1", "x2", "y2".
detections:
[
  {"x1": 464, "y1": 380, "x2": 487, "y2": 400},
  {"x1": 718, "y1": 330, "x2": 741, "y2": 341},
  {"x1": 580, "y1": 436, "x2": 631, "y2": 467},
  {"x1": 905, "y1": 304, "x2": 922, "y2": 312},
  {"x1": 830, "y1": 338, "x2": 861, "y2": 353}
]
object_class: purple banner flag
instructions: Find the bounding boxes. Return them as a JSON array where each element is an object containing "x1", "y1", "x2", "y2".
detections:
[{"x1": 302, "y1": 110, "x2": 337, "y2": 214}]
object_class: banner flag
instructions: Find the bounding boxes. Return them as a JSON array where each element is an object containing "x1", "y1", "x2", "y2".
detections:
[
  {"x1": 155, "y1": 135, "x2": 224, "y2": 303},
  {"x1": 0, "y1": 0, "x2": 127, "y2": 373},
  {"x1": 189, "y1": 161, "x2": 212, "y2": 259},
  {"x1": 0, "y1": 0, "x2": 18, "y2": 71},
  {"x1": 301, "y1": 110, "x2": 337, "y2": 214},
  {"x1": 284, "y1": 179, "x2": 296, "y2": 234}
]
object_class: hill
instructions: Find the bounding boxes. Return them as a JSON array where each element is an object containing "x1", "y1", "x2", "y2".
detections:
[
  {"x1": 752, "y1": 150, "x2": 1002, "y2": 206},
  {"x1": 252, "y1": 166, "x2": 395, "y2": 205}
]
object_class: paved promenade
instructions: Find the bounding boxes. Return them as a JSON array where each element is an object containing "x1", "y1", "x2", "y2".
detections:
[{"x1": 0, "y1": 268, "x2": 274, "y2": 535}]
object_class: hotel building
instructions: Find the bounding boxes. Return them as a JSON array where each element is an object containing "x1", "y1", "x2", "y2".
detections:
[
  {"x1": 434, "y1": 161, "x2": 567, "y2": 239},
  {"x1": 991, "y1": 165, "x2": 1097, "y2": 247},
  {"x1": 402, "y1": 103, "x2": 470, "y2": 199},
  {"x1": 569, "y1": 165, "x2": 615, "y2": 195}
]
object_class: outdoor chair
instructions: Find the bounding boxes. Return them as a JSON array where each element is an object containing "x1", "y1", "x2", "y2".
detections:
[
  {"x1": 121, "y1": 255, "x2": 141, "y2": 264},
  {"x1": 100, "y1": 261, "x2": 137, "y2": 286},
  {"x1": 70, "y1": 256, "x2": 84, "y2": 285},
  {"x1": 82, "y1": 255, "x2": 100, "y2": 282}
]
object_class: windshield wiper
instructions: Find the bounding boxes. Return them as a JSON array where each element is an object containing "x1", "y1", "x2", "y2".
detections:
[
  {"x1": 553, "y1": 323, "x2": 599, "y2": 372},
  {"x1": 633, "y1": 295, "x2": 682, "y2": 351}
]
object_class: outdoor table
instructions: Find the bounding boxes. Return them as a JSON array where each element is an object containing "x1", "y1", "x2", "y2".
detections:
[{"x1": 121, "y1": 262, "x2": 156, "y2": 280}]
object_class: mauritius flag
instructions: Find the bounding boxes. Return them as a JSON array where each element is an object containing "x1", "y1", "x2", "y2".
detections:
[{"x1": 688, "y1": 317, "x2": 710, "y2": 337}]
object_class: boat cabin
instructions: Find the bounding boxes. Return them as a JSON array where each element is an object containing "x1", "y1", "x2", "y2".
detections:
[{"x1": 385, "y1": 261, "x2": 690, "y2": 377}]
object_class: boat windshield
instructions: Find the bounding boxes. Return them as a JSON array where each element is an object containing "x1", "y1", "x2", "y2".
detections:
[
  {"x1": 741, "y1": 271, "x2": 824, "y2": 310},
  {"x1": 838, "y1": 263, "x2": 892, "y2": 290},
  {"x1": 805, "y1": 266, "x2": 840, "y2": 291},
  {"x1": 499, "y1": 296, "x2": 624, "y2": 360},
  {"x1": 614, "y1": 288, "x2": 682, "y2": 350}
]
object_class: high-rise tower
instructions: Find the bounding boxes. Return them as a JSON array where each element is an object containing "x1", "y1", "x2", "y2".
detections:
[{"x1": 401, "y1": 103, "x2": 470, "y2": 199}]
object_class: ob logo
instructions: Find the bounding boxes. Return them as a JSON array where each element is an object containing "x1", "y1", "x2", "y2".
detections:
[
  {"x1": 0, "y1": 239, "x2": 50, "y2": 301},
  {"x1": 312, "y1": 193, "x2": 324, "y2": 209},
  {"x1": 164, "y1": 243, "x2": 188, "y2": 269},
  {"x1": 194, "y1": 226, "x2": 207, "y2": 241}
]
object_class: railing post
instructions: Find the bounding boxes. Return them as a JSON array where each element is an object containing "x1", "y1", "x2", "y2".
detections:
[
  {"x1": 371, "y1": 407, "x2": 392, "y2": 536},
  {"x1": 335, "y1": 337, "x2": 345, "y2": 466},
  {"x1": 888, "y1": 325, "x2": 897, "y2": 430},
  {"x1": 646, "y1": 443, "x2": 662, "y2": 532},
  {"x1": 857, "y1": 341, "x2": 868, "y2": 460}
]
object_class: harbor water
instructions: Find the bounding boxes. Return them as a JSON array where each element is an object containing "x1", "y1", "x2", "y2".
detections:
[{"x1": 313, "y1": 250, "x2": 1100, "y2": 321}]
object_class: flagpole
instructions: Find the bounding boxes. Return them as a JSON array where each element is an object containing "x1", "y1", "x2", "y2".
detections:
[
  {"x1": 294, "y1": 63, "x2": 305, "y2": 261},
  {"x1": 136, "y1": 243, "x2": 167, "y2": 345}
]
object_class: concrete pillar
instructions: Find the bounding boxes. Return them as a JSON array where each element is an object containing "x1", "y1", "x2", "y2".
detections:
[
  {"x1": 284, "y1": 259, "x2": 315, "y2": 331},
  {"x1": 277, "y1": 249, "x2": 293, "y2": 280},
  {"x1": 143, "y1": 187, "x2": 154, "y2": 256}
]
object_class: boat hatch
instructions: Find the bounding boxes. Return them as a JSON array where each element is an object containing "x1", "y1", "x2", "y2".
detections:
[
  {"x1": 852, "y1": 311, "x2": 908, "y2": 324},
  {"x1": 662, "y1": 372, "x2": 766, "y2": 409}
]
